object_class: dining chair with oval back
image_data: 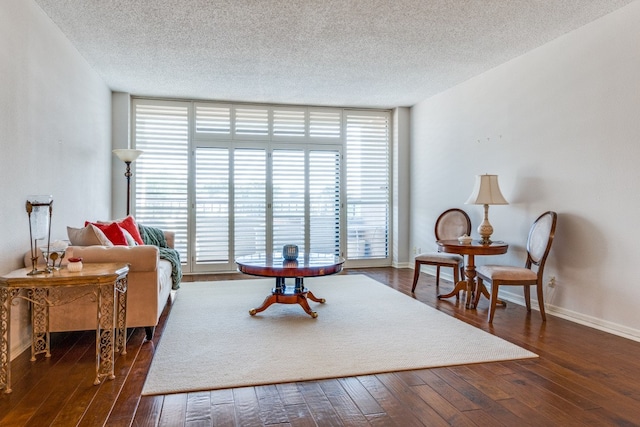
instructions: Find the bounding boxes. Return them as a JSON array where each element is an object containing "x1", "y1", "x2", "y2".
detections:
[
  {"x1": 476, "y1": 211, "x2": 558, "y2": 323},
  {"x1": 412, "y1": 208, "x2": 471, "y2": 297}
]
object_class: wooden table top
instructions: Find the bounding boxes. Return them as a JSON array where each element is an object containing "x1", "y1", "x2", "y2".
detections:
[
  {"x1": 0, "y1": 263, "x2": 130, "y2": 288},
  {"x1": 436, "y1": 240, "x2": 509, "y2": 256},
  {"x1": 236, "y1": 253, "x2": 345, "y2": 278}
]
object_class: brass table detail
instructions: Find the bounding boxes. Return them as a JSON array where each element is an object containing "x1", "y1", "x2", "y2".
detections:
[
  {"x1": 236, "y1": 253, "x2": 344, "y2": 318},
  {"x1": 436, "y1": 240, "x2": 508, "y2": 309},
  {"x1": 0, "y1": 262, "x2": 129, "y2": 393}
]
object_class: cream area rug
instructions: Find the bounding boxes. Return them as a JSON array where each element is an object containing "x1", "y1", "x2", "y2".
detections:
[{"x1": 141, "y1": 274, "x2": 537, "y2": 395}]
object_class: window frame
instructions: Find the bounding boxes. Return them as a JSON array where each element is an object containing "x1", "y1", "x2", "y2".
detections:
[{"x1": 131, "y1": 98, "x2": 392, "y2": 273}]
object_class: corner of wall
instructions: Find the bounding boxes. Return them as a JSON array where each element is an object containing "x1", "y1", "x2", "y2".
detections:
[{"x1": 111, "y1": 92, "x2": 132, "y2": 219}]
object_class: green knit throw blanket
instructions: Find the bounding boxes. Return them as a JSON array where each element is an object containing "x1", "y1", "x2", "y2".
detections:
[{"x1": 138, "y1": 224, "x2": 182, "y2": 289}]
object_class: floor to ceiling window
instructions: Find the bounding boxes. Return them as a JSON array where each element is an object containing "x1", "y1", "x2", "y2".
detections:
[{"x1": 132, "y1": 99, "x2": 390, "y2": 273}]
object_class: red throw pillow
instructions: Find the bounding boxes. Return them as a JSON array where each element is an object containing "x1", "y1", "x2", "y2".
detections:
[
  {"x1": 85, "y1": 221, "x2": 128, "y2": 246},
  {"x1": 117, "y1": 215, "x2": 145, "y2": 245}
]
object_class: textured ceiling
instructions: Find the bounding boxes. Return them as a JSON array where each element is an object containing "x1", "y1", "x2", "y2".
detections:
[{"x1": 34, "y1": 0, "x2": 636, "y2": 108}]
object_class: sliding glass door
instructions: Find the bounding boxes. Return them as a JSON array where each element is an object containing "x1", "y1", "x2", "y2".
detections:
[{"x1": 191, "y1": 144, "x2": 341, "y2": 272}]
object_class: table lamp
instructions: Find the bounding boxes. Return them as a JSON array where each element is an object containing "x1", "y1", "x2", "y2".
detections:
[
  {"x1": 465, "y1": 174, "x2": 508, "y2": 244},
  {"x1": 113, "y1": 149, "x2": 143, "y2": 216}
]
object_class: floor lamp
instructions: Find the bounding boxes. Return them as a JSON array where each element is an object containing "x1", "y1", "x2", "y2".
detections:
[{"x1": 113, "y1": 149, "x2": 143, "y2": 216}]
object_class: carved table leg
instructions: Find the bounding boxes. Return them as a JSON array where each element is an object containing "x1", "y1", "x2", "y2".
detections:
[
  {"x1": 249, "y1": 294, "x2": 278, "y2": 316},
  {"x1": 0, "y1": 288, "x2": 20, "y2": 393},
  {"x1": 437, "y1": 280, "x2": 468, "y2": 301},
  {"x1": 295, "y1": 293, "x2": 318, "y2": 318},
  {"x1": 438, "y1": 254, "x2": 476, "y2": 308},
  {"x1": 473, "y1": 281, "x2": 506, "y2": 309},
  {"x1": 306, "y1": 291, "x2": 326, "y2": 304},
  {"x1": 463, "y1": 254, "x2": 477, "y2": 309},
  {"x1": 250, "y1": 278, "x2": 325, "y2": 318},
  {"x1": 29, "y1": 288, "x2": 50, "y2": 361},
  {"x1": 115, "y1": 276, "x2": 128, "y2": 355},
  {"x1": 95, "y1": 284, "x2": 116, "y2": 385}
]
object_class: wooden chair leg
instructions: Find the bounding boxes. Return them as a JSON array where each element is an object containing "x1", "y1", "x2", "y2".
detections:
[
  {"x1": 536, "y1": 282, "x2": 547, "y2": 321},
  {"x1": 452, "y1": 265, "x2": 460, "y2": 299},
  {"x1": 524, "y1": 285, "x2": 531, "y2": 311},
  {"x1": 487, "y1": 281, "x2": 499, "y2": 323},
  {"x1": 435, "y1": 266, "x2": 441, "y2": 288},
  {"x1": 411, "y1": 260, "x2": 421, "y2": 292}
]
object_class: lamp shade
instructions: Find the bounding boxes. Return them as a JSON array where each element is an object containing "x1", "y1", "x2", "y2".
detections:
[
  {"x1": 113, "y1": 149, "x2": 143, "y2": 162},
  {"x1": 465, "y1": 174, "x2": 508, "y2": 205}
]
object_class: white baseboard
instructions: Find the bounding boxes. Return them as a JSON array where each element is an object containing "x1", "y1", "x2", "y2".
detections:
[
  {"x1": 11, "y1": 333, "x2": 31, "y2": 362},
  {"x1": 392, "y1": 261, "x2": 412, "y2": 269},
  {"x1": 414, "y1": 264, "x2": 640, "y2": 343},
  {"x1": 498, "y1": 291, "x2": 640, "y2": 343}
]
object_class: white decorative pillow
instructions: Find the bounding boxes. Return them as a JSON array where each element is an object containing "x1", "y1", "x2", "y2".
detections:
[
  {"x1": 67, "y1": 224, "x2": 114, "y2": 247},
  {"x1": 121, "y1": 228, "x2": 138, "y2": 246}
]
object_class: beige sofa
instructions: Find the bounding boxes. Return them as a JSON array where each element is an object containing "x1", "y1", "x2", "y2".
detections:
[{"x1": 24, "y1": 231, "x2": 175, "y2": 340}]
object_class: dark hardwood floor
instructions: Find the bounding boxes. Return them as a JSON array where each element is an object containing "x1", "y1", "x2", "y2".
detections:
[{"x1": 2, "y1": 267, "x2": 640, "y2": 426}]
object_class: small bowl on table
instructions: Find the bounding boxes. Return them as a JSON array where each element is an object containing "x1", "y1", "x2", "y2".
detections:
[{"x1": 458, "y1": 235, "x2": 473, "y2": 245}]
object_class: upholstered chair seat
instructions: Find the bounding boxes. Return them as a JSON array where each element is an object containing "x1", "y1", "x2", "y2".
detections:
[
  {"x1": 415, "y1": 253, "x2": 462, "y2": 265},
  {"x1": 475, "y1": 266, "x2": 537, "y2": 282}
]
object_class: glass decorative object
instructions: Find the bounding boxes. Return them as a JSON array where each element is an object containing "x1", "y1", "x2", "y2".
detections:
[
  {"x1": 282, "y1": 244, "x2": 299, "y2": 260},
  {"x1": 40, "y1": 247, "x2": 66, "y2": 270},
  {"x1": 26, "y1": 195, "x2": 53, "y2": 275}
]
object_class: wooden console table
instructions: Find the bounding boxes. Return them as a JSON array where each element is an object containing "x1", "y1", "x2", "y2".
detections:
[{"x1": 0, "y1": 262, "x2": 129, "y2": 393}]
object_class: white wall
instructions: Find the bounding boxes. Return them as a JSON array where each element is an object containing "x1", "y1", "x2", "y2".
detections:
[
  {"x1": 0, "y1": 0, "x2": 112, "y2": 358},
  {"x1": 410, "y1": 1, "x2": 640, "y2": 339},
  {"x1": 111, "y1": 92, "x2": 132, "y2": 219}
]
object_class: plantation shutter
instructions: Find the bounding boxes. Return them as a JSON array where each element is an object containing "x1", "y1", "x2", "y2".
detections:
[
  {"x1": 272, "y1": 149, "x2": 306, "y2": 253},
  {"x1": 234, "y1": 148, "x2": 267, "y2": 258},
  {"x1": 345, "y1": 111, "x2": 390, "y2": 260},
  {"x1": 133, "y1": 101, "x2": 189, "y2": 261},
  {"x1": 195, "y1": 104, "x2": 231, "y2": 135},
  {"x1": 272, "y1": 148, "x2": 341, "y2": 256},
  {"x1": 309, "y1": 109, "x2": 342, "y2": 139},
  {"x1": 309, "y1": 150, "x2": 341, "y2": 255},
  {"x1": 234, "y1": 106, "x2": 269, "y2": 138},
  {"x1": 134, "y1": 99, "x2": 389, "y2": 271},
  {"x1": 273, "y1": 108, "x2": 306, "y2": 139},
  {"x1": 194, "y1": 147, "x2": 229, "y2": 263}
]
